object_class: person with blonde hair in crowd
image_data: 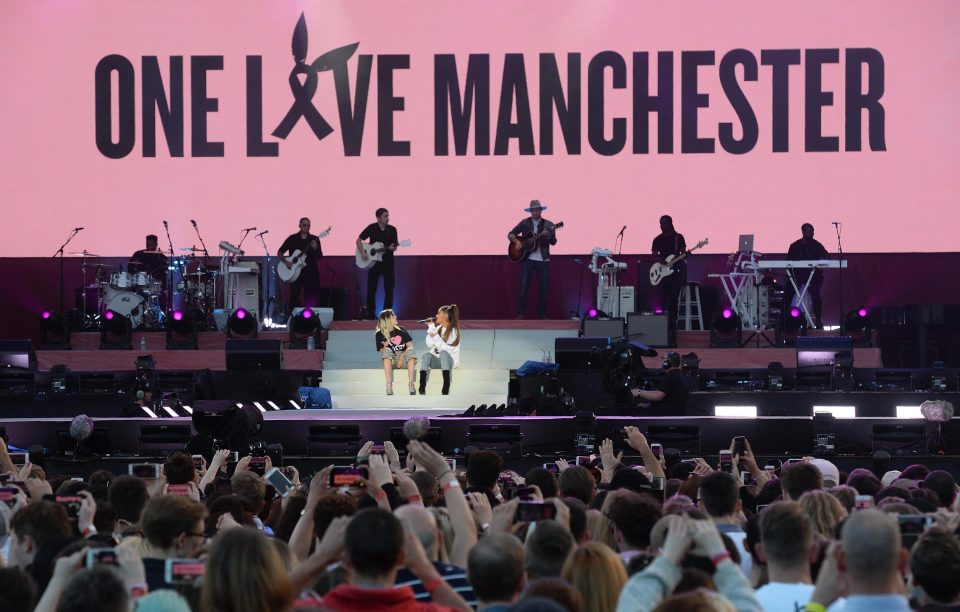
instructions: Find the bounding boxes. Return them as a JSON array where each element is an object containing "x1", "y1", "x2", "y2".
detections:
[
  {"x1": 375, "y1": 308, "x2": 417, "y2": 395},
  {"x1": 418, "y1": 304, "x2": 461, "y2": 395},
  {"x1": 201, "y1": 526, "x2": 294, "y2": 612},
  {"x1": 797, "y1": 489, "x2": 847, "y2": 539},
  {"x1": 562, "y1": 542, "x2": 628, "y2": 612}
]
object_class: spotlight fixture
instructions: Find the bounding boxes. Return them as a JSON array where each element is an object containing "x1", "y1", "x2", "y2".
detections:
[
  {"x1": 166, "y1": 309, "x2": 198, "y2": 350},
  {"x1": 100, "y1": 310, "x2": 132, "y2": 350},
  {"x1": 844, "y1": 307, "x2": 872, "y2": 346},
  {"x1": 289, "y1": 307, "x2": 321, "y2": 349},
  {"x1": 227, "y1": 308, "x2": 258, "y2": 339},
  {"x1": 40, "y1": 310, "x2": 71, "y2": 349},
  {"x1": 710, "y1": 309, "x2": 742, "y2": 348},
  {"x1": 777, "y1": 306, "x2": 807, "y2": 346}
]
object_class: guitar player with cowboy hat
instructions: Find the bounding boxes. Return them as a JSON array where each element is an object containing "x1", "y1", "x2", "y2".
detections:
[{"x1": 508, "y1": 199, "x2": 558, "y2": 319}]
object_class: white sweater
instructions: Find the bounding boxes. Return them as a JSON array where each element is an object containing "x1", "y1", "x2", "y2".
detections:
[{"x1": 425, "y1": 324, "x2": 461, "y2": 367}]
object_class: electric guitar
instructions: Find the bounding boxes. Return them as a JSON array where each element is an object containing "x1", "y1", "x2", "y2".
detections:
[
  {"x1": 648, "y1": 238, "x2": 709, "y2": 286},
  {"x1": 508, "y1": 221, "x2": 564, "y2": 263},
  {"x1": 356, "y1": 239, "x2": 412, "y2": 269},
  {"x1": 276, "y1": 227, "x2": 332, "y2": 283}
]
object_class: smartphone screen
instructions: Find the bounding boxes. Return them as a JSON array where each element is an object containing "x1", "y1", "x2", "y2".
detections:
[
  {"x1": 192, "y1": 455, "x2": 204, "y2": 471},
  {"x1": 515, "y1": 501, "x2": 557, "y2": 523},
  {"x1": 329, "y1": 466, "x2": 367, "y2": 487},
  {"x1": 719, "y1": 450, "x2": 733, "y2": 473},
  {"x1": 543, "y1": 463, "x2": 560, "y2": 474},
  {"x1": 650, "y1": 444, "x2": 662, "y2": 460},
  {"x1": 732, "y1": 436, "x2": 746, "y2": 456},
  {"x1": 8, "y1": 452, "x2": 28, "y2": 466},
  {"x1": 85, "y1": 548, "x2": 118, "y2": 568},
  {"x1": 129, "y1": 463, "x2": 160, "y2": 479},
  {"x1": 855, "y1": 495, "x2": 874, "y2": 510},
  {"x1": 0, "y1": 487, "x2": 19, "y2": 507},
  {"x1": 264, "y1": 467, "x2": 293, "y2": 497},
  {"x1": 166, "y1": 484, "x2": 192, "y2": 496},
  {"x1": 164, "y1": 559, "x2": 206, "y2": 585},
  {"x1": 249, "y1": 456, "x2": 267, "y2": 476}
]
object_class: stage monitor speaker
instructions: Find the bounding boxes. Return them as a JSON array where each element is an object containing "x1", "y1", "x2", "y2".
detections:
[
  {"x1": 317, "y1": 288, "x2": 350, "y2": 321},
  {"x1": 582, "y1": 318, "x2": 625, "y2": 339},
  {"x1": 225, "y1": 339, "x2": 283, "y2": 371},
  {"x1": 555, "y1": 337, "x2": 609, "y2": 369},
  {"x1": 627, "y1": 313, "x2": 673, "y2": 348},
  {"x1": 646, "y1": 424, "x2": 701, "y2": 455},
  {"x1": 796, "y1": 336, "x2": 854, "y2": 368},
  {"x1": 872, "y1": 424, "x2": 926, "y2": 455},
  {"x1": 389, "y1": 427, "x2": 442, "y2": 452}
]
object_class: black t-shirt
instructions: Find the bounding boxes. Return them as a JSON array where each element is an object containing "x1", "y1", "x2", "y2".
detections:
[
  {"x1": 278, "y1": 232, "x2": 323, "y2": 268},
  {"x1": 375, "y1": 326, "x2": 413, "y2": 355},
  {"x1": 652, "y1": 232, "x2": 687, "y2": 268},
  {"x1": 787, "y1": 237, "x2": 829, "y2": 284},
  {"x1": 359, "y1": 223, "x2": 399, "y2": 262},
  {"x1": 129, "y1": 250, "x2": 168, "y2": 281},
  {"x1": 651, "y1": 368, "x2": 691, "y2": 415}
]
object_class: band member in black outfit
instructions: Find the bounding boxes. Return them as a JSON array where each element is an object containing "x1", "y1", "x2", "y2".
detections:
[
  {"x1": 278, "y1": 217, "x2": 323, "y2": 311},
  {"x1": 509, "y1": 200, "x2": 557, "y2": 319},
  {"x1": 129, "y1": 235, "x2": 168, "y2": 283},
  {"x1": 786, "y1": 223, "x2": 829, "y2": 328},
  {"x1": 630, "y1": 351, "x2": 690, "y2": 415},
  {"x1": 651, "y1": 215, "x2": 687, "y2": 319},
  {"x1": 357, "y1": 208, "x2": 399, "y2": 319}
]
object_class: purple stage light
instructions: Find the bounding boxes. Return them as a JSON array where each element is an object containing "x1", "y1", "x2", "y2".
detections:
[
  {"x1": 302, "y1": 308, "x2": 312, "y2": 318},
  {"x1": 104, "y1": 310, "x2": 115, "y2": 320},
  {"x1": 722, "y1": 308, "x2": 733, "y2": 319},
  {"x1": 172, "y1": 310, "x2": 184, "y2": 321},
  {"x1": 235, "y1": 309, "x2": 246, "y2": 319},
  {"x1": 857, "y1": 308, "x2": 868, "y2": 318},
  {"x1": 654, "y1": 308, "x2": 664, "y2": 314},
  {"x1": 42, "y1": 310, "x2": 51, "y2": 320},
  {"x1": 587, "y1": 308, "x2": 598, "y2": 318},
  {"x1": 789, "y1": 307, "x2": 801, "y2": 318}
]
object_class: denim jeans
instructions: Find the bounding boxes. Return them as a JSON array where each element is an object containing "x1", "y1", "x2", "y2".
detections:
[{"x1": 517, "y1": 259, "x2": 550, "y2": 317}]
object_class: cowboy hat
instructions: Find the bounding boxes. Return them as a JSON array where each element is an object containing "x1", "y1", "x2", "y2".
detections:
[{"x1": 524, "y1": 199, "x2": 548, "y2": 212}]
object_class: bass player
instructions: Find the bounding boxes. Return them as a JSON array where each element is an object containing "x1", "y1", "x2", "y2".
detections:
[
  {"x1": 651, "y1": 214, "x2": 687, "y2": 319},
  {"x1": 278, "y1": 217, "x2": 323, "y2": 312},
  {"x1": 508, "y1": 199, "x2": 557, "y2": 319}
]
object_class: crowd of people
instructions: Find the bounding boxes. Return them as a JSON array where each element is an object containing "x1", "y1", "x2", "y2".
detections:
[{"x1": 2, "y1": 427, "x2": 960, "y2": 611}]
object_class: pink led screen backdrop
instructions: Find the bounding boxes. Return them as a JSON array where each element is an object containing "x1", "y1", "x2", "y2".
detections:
[{"x1": 1, "y1": 1, "x2": 958, "y2": 257}]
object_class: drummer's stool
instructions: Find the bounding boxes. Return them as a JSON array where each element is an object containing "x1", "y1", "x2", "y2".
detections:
[{"x1": 677, "y1": 283, "x2": 704, "y2": 331}]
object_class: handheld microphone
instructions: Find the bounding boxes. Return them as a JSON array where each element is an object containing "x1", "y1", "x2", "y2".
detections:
[
  {"x1": 256, "y1": 230, "x2": 268, "y2": 237},
  {"x1": 242, "y1": 227, "x2": 256, "y2": 232},
  {"x1": 417, "y1": 317, "x2": 435, "y2": 324},
  {"x1": 73, "y1": 227, "x2": 84, "y2": 231}
]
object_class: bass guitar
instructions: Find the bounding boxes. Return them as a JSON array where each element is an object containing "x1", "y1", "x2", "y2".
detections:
[
  {"x1": 648, "y1": 238, "x2": 708, "y2": 286},
  {"x1": 276, "y1": 227, "x2": 332, "y2": 283},
  {"x1": 508, "y1": 221, "x2": 564, "y2": 263},
  {"x1": 356, "y1": 239, "x2": 412, "y2": 269}
]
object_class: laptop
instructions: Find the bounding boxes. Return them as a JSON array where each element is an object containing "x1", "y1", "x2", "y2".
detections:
[{"x1": 738, "y1": 234, "x2": 754, "y2": 253}]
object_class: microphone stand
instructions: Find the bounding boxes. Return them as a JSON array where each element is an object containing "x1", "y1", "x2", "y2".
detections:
[
  {"x1": 834, "y1": 222, "x2": 844, "y2": 333},
  {"x1": 237, "y1": 228, "x2": 253, "y2": 252},
  {"x1": 571, "y1": 257, "x2": 586, "y2": 319},
  {"x1": 162, "y1": 222, "x2": 175, "y2": 311},
  {"x1": 615, "y1": 227, "x2": 626, "y2": 256},
  {"x1": 327, "y1": 267, "x2": 337, "y2": 311},
  {"x1": 191, "y1": 221, "x2": 210, "y2": 260},
  {"x1": 52, "y1": 228, "x2": 81, "y2": 313},
  {"x1": 257, "y1": 233, "x2": 274, "y2": 323}
]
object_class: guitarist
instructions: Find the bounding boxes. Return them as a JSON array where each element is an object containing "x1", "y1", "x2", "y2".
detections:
[
  {"x1": 508, "y1": 199, "x2": 557, "y2": 319},
  {"x1": 278, "y1": 217, "x2": 323, "y2": 312},
  {"x1": 357, "y1": 208, "x2": 399, "y2": 319},
  {"x1": 651, "y1": 215, "x2": 687, "y2": 319}
]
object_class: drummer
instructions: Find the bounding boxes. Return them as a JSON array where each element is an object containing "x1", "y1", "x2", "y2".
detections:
[{"x1": 129, "y1": 234, "x2": 168, "y2": 282}]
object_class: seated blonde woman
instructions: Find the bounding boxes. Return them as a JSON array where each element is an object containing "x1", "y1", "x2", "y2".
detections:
[{"x1": 376, "y1": 309, "x2": 417, "y2": 395}]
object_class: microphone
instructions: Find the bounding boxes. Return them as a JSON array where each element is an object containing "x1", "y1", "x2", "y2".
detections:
[
  {"x1": 73, "y1": 227, "x2": 84, "y2": 231},
  {"x1": 190, "y1": 220, "x2": 197, "y2": 226},
  {"x1": 831, "y1": 221, "x2": 841, "y2": 226},
  {"x1": 242, "y1": 227, "x2": 256, "y2": 232},
  {"x1": 618, "y1": 225, "x2": 627, "y2": 236},
  {"x1": 418, "y1": 317, "x2": 435, "y2": 324},
  {"x1": 162, "y1": 220, "x2": 168, "y2": 227},
  {"x1": 256, "y1": 230, "x2": 268, "y2": 237}
]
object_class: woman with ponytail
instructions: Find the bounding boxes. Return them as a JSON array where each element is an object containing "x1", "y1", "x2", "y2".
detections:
[
  {"x1": 375, "y1": 309, "x2": 416, "y2": 395},
  {"x1": 418, "y1": 304, "x2": 461, "y2": 395}
]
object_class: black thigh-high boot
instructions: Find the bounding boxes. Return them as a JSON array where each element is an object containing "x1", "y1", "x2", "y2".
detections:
[
  {"x1": 441, "y1": 370, "x2": 451, "y2": 395},
  {"x1": 418, "y1": 370, "x2": 429, "y2": 395}
]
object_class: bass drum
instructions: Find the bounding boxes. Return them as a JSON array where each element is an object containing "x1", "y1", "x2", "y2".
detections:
[{"x1": 103, "y1": 287, "x2": 146, "y2": 328}]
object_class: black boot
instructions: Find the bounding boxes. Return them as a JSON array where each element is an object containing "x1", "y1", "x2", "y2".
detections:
[
  {"x1": 441, "y1": 370, "x2": 451, "y2": 395},
  {"x1": 418, "y1": 370, "x2": 428, "y2": 395}
]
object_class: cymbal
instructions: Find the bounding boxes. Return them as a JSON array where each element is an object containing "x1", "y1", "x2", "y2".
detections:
[
  {"x1": 69, "y1": 250, "x2": 100, "y2": 257},
  {"x1": 137, "y1": 249, "x2": 166, "y2": 254},
  {"x1": 82, "y1": 263, "x2": 113, "y2": 269},
  {"x1": 179, "y1": 247, "x2": 205, "y2": 253},
  {"x1": 127, "y1": 260, "x2": 145, "y2": 268}
]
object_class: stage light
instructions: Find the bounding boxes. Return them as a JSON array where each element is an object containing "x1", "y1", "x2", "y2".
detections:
[
  {"x1": 813, "y1": 405, "x2": 856, "y2": 419},
  {"x1": 40, "y1": 310, "x2": 71, "y2": 349},
  {"x1": 714, "y1": 405, "x2": 757, "y2": 418},
  {"x1": 227, "y1": 308, "x2": 258, "y2": 338},
  {"x1": 654, "y1": 308, "x2": 664, "y2": 315},
  {"x1": 843, "y1": 307, "x2": 872, "y2": 346},
  {"x1": 777, "y1": 305, "x2": 807, "y2": 346},
  {"x1": 789, "y1": 306, "x2": 801, "y2": 318},
  {"x1": 896, "y1": 405, "x2": 923, "y2": 419},
  {"x1": 587, "y1": 308, "x2": 598, "y2": 318},
  {"x1": 100, "y1": 310, "x2": 132, "y2": 350},
  {"x1": 289, "y1": 307, "x2": 321, "y2": 349},
  {"x1": 166, "y1": 309, "x2": 198, "y2": 350},
  {"x1": 710, "y1": 310, "x2": 742, "y2": 348}
]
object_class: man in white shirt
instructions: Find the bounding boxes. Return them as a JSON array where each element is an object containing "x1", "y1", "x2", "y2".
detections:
[{"x1": 754, "y1": 501, "x2": 817, "y2": 611}]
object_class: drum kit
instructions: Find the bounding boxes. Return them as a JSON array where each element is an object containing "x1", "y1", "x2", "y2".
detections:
[{"x1": 73, "y1": 248, "x2": 220, "y2": 331}]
